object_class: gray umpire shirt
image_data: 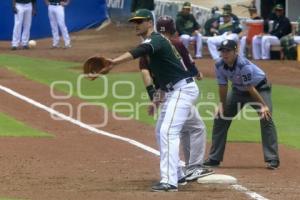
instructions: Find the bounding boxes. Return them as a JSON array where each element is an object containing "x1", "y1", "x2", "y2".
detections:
[{"x1": 215, "y1": 56, "x2": 266, "y2": 91}]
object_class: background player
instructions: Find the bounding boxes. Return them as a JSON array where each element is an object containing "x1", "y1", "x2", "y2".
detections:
[
  {"x1": 44, "y1": 0, "x2": 71, "y2": 48},
  {"x1": 11, "y1": 0, "x2": 36, "y2": 50}
]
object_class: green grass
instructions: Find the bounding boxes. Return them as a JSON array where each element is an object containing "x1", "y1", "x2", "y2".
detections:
[
  {"x1": 0, "y1": 54, "x2": 299, "y2": 149},
  {"x1": 0, "y1": 112, "x2": 51, "y2": 137}
]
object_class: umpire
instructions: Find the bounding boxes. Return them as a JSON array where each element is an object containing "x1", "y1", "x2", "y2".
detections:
[{"x1": 203, "y1": 40, "x2": 280, "y2": 170}]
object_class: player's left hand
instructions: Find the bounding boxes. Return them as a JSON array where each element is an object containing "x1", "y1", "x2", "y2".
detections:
[
  {"x1": 148, "y1": 101, "x2": 160, "y2": 116},
  {"x1": 260, "y1": 105, "x2": 272, "y2": 120},
  {"x1": 195, "y1": 72, "x2": 203, "y2": 80}
]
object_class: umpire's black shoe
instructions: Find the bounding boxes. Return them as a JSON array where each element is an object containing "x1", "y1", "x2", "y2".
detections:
[
  {"x1": 203, "y1": 159, "x2": 220, "y2": 167},
  {"x1": 151, "y1": 183, "x2": 178, "y2": 192},
  {"x1": 266, "y1": 160, "x2": 280, "y2": 170}
]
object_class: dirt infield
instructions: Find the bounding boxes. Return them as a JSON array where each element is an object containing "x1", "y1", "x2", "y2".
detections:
[{"x1": 0, "y1": 24, "x2": 300, "y2": 200}]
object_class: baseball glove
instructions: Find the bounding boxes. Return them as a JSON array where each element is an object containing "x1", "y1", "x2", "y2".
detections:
[{"x1": 83, "y1": 56, "x2": 111, "y2": 80}]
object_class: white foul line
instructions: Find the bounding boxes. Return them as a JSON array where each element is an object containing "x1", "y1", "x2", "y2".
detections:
[{"x1": 0, "y1": 84, "x2": 269, "y2": 200}]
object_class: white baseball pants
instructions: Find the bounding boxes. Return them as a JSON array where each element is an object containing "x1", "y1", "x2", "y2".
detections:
[
  {"x1": 180, "y1": 33, "x2": 203, "y2": 58},
  {"x1": 252, "y1": 35, "x2": 280, "y2": 60},
  {"x1": 207, "y1": 32, "x2": 239, "y2": 60},
  {"x1": 155, "y1": 79, "x2": 199, "y2": 186},
  {"x1": 48, "y1": 5, "x2": 71, "y2": 47},
  {"x1": 12, "y1": 3, "x2": 32, "y2": 47},
  {"x1": 239, "y1": 36, "x2": 247, "y2": 57}
]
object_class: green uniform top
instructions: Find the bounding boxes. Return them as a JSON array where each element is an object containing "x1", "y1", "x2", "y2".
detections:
[
  {"x1": 137, "y1": 32, "x2": 191, "y2": 91},
  {"x1": 131, "y1": 0, "x2": 155, "y2": 12},
  {"x1": 218, "y1": 21, "x2": 242, "y2": 35},
  {"x1": 16, "y1": 0, "x2": 35, "y2": 3},
  {"x1": 176, "y1": 12, "x2": 200, "y2": 36}
]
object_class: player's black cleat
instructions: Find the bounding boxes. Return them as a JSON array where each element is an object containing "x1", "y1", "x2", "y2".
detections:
[
  {"x1": 178, "y1": 177, "x2": 187, "y2": 185},
  {"x1": 266, "y1": 160, "x2": 280, "y2": 170},
  {"x1": 22, "y1": 45, "x2": 29, "y2": 50},
  {"x1": 203, "y1": 159, "x2": 220, "y2": 167},
  {"x1": 151, "y1": 183, "x2": 178, "y2": 192},
  {"x1": 186, "y1": 168, "x2": 215, "y2": 181}
]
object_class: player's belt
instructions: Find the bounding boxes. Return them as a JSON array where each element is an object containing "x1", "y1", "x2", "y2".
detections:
[
  {"x1": 255, "y1": 78, "x2": 268, "y2": 90},
  {"x1": 49, "y1": 2, "x2": 61, "y2": 5},
  {"x1": 164, "y1": 77, "x2": 194, "y2": 92}
]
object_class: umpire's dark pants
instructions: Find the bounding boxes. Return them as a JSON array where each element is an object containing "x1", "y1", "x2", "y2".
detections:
[{"x1": 208, "y1": 86, "x2": 279, "y2": 162}]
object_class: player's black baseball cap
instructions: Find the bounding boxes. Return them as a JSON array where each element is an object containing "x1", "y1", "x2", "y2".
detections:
[
  {"x1": 182, "y1": 2, "x2": 191, "y2": 9},
  {"x1": 274, "y1": 4, "x2": 284, "y2": 10},
  {"x1": 128, "y1": 9, "x2": 153, "y2": 22},
  {"x1": 218, "y1": 40, "x2": 237, "y2": 51}
]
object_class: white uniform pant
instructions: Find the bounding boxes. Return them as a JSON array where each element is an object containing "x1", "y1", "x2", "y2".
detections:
[
  {"x1": 239, "y1": 36, "x2": 247, "y2": 57},
  {"x1": 180, "y1": 106, "x2": 206, "y2": 170},
  {"x1": 252, "y1": 35, "x2": 280, "y2": 60},
  {"x1": 155, "y1": 80, "x2": 199, "y2": 186},
  {"x1": 294, "y1": 36, "x2": 300, "y2": 44},
  {"x1": 48, "y1": 5, "x2": 71, "y2": 47},
  {"x1": 207, "y1": 32, "x2": 239, "y2": 60},
  {"x1": 180, "y1": 33, "x2": 203, "y2": 58},
  {"x1": 12, "y1": 3, "x2": 32, "y2": 47}
]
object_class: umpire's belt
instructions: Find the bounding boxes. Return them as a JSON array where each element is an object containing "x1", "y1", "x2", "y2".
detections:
[
  {"x1": 164, "y1": 77, "x2": 194, "y2": 92},
  {"x1": 255, "y1": 78, "x2": 270, "y2": 91},
  {"x1": 49, "y1": 2, "x2": 61, "y2": 6}
]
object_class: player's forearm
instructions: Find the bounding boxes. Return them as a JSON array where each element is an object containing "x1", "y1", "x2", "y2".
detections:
[
  {"x1": 247, "y1": 86, "x2": 267, "y2": 107},
  {"x1": 112, "y1": 52, "x2": 134, "y2": 65},
  {"x1": 219, "y1": 85, "x2": 228, "y2": 107},
  {"x1": 141, "y1": 69, "x2": 153, "y2": 87}
]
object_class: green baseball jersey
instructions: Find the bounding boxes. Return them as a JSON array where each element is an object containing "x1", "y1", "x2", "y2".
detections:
[{"x1": 143, "y1": 32, "x2": 191, "y2": 90}]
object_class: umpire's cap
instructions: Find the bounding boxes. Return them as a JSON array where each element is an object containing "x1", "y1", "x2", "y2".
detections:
[
  {"x1": 218, "y1": 40, "x2": 237, "y2": 51},
  {"x1": 156, "y1": 16, "x2": 176, "y2": 34},
  {"x1": 128, "y1": 9, "x2": 153, "y2": 22}
]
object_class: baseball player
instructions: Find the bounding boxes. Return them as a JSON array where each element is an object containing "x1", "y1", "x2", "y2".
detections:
[
  {"x1": 98, "y1": 9, "x2": 204, "y2": 191},
  {"x1": 203, "y1": 40, "x2": 280, "y2": 170},
  {"x1": 140, "y1": 16, "x2": 213, "y2": 184},
  {"x1": 11, "y1": 0, "x2": 36, "y2": 50},
  {"x1": 207, "y1": 11, "x2": 241, "y2": 60},
  {"x1": 175, "y1": 2, "x2": 203, "y2": 59},
  {"x1": 252, "y1": 4, "x2": 291, "y2": 60},
  {"x1": 44, "y1": 0, "x2": 71, "y2": 48}
]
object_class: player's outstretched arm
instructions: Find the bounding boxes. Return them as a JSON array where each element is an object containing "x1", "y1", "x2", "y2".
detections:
[{"x1": 112, "y1": 52, "x2": 134, "y2": 65}]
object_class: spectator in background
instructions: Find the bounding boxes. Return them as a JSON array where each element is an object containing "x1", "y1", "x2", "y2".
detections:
[
  {"x1": 220, "y1": 4, "x2": 239, "y2": 25},
  {"x1": 207, "y1": 11, "x2": 241, "y2": 60},
  {"x1": 239, "y1": 6, "x2": 262, "y2": 57},
  {"x1": 44, "y1": 0, "x2": 71, "y2": 49},
  {"x1": 204, "y1": 7, "x2": 220, "y2": 37},
  {"x1": 176, "y1": 2, "x2": 203, "y2": 59},
  {"x1": 252, "y1": 4, "x2": 291, "y2": 60},
  {"x1": 11, "y1": 0, "x2": 36, "y2": 50},
  {"x1": 131, "y1": 0, "x2": 156, "y2": 30}
]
